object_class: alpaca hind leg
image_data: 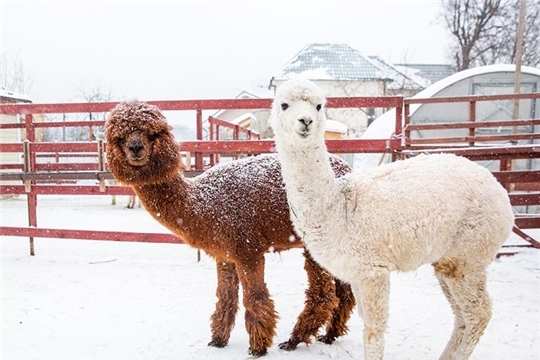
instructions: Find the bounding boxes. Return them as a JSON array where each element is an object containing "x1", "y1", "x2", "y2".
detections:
[
  {"x1": 433, "y1": 264, "x2": 465, "y2": 360},
  {"x1": 208, "y1": 261, "x2": 239, "y2": 348},
  {"x1": 352, "y1": 267, "x2": 390, "y2": 360},
  {"x1": 237, "y1": 258, "x2": 278, "y2": 357},
  {"x1": 279, "y1": 251, "x2": 340, "y2": 350},
  {"x1": 451, "y1": 268, "x2": 492, "y2": 360},
  {"x1": 434, "y1": 260, "x2": 492, "y2": 360},
  {"x1": 317, "y1": 279, "x2": 355, "y2": 344}
]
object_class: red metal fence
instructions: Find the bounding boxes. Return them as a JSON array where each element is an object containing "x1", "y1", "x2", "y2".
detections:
[
  {"x1": 0, "y1": 96, "x2": 402, "y2": 254},
  {"x1": 1, "y1": 93, "x2": 539, "y2": 255}
]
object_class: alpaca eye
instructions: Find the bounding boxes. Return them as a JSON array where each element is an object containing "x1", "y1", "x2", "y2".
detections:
[
  {"x1": 281, "y1": 103, "x2": 289, "y2": 111},
  {"x1": 316, "y1": 104, "x2": 322, "y2": 111}
]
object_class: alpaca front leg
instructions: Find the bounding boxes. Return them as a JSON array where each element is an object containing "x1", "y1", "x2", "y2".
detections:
[
  {"x1": 352, "y1": 267, "x2": 390, "y2": 360},
  {"x1": 208, "y1": 261, "x2": 239, "y2": 348},
  {"x1": 317, "y1": 279, "x2": 355, "y2": 344},
  {"x1": 279, "y1": 251, "x2": 339, "y2": 350},
  {"x1": 237, "y1": 259, "x2": 278, "y2": 357}
]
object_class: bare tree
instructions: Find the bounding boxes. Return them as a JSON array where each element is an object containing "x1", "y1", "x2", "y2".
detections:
[
  {"x1": 71, "y1": 80, "x2": 113, "y2": 140},
  {"x1": 1, "y1": 51, "x2": 34, "y2": 94},
  {"x1": 442, "y1": 0, "x2": 540, "y2": 70},
  {"x1": 76, "y1": 79, "x2": 112, "y2": 107},
  {"x1": 42, "y1": 80, "x2": 115, "y2": 142},
  {"x1": 485, "y1": 0, "x2": 540, "y2": 67},
  {"x1": 442, "y1": 0, "x2": 503, "y2": 70}
]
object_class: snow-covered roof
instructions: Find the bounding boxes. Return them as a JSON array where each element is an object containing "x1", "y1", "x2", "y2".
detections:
[
  {"x1": 394, "y1": 63, "x2": 455, "y2": 86},
  {"x1": 272, "y1": 43, "x2": 393, "y2": 83},
  {"x1": 211, "y1": 90, "x2": 266, "y2": 118},
  {"x1": 0, "y1": 86, "x2": 32, "y2": 102},
  {"x1": 368, "y1": 56, "x2": 425, "y2": 91},
  {"x1": 230, "y1": 113, "x2": 257, "y2": 127},
  {"x1": 233, "y1": 90, "x2": 260, "y2": 100},
  {"x1": 325, "y1": 119, "x2": 347, "y2": 134}
]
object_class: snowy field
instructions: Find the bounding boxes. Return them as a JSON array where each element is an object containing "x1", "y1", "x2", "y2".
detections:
[{"x1": 1, "y1": 195, "x2": 540, "y2": 360}]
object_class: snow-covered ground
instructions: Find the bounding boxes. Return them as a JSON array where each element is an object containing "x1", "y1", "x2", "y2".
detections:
[{"x1": 2, "y1": 195, "x2": 539, "y2": 359}]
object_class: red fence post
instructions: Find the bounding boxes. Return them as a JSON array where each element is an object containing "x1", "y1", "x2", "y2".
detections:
[
  {"x1": 208, "y1": 117, "x2": 216, "y2": 167},
  {"x1": 469, "y1": 100, "x2": 476, "y2": 147},
  {"x1": 195, "y1": 109, "x2": 203, "y2": 170},
  {"x1": 24, "y1": 114, "x2": 37, "y2": 255},
  {"x1": 23, "y1": 140, "x2": 36, "y2": 256}
]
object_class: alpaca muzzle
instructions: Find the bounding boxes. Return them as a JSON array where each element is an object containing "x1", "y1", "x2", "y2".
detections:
[
  {"x1": 126, "y1": 138, "x2": 149, "y2": 165},
  {"x1": 297, "y1": 117, "x2": 314, "y2": 137},
  {"x1": 128, "y1": 140, "x2": 144, "y2": 156}
]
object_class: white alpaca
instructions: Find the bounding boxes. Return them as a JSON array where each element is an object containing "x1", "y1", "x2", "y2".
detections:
[{"x1": 270, "y1": 78, "x2": 515, "y2": 360}]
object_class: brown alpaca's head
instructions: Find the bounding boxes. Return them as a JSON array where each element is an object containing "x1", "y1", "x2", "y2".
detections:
[{"x1": 105, "y1": 101, "x2": 182, "y2": 185}]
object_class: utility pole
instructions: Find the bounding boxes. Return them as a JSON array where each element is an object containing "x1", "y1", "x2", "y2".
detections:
[
  {"x1": 511, "y1": 0, "x2": 527, "y2": 175},
  {"x1": 512, "y1": 0, "x2": 526, "y2": 123}
]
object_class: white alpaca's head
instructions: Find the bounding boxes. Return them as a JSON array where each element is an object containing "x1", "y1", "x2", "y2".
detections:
[{"x1": 270, "y1": 78, "x2": 327, "y2": 145}]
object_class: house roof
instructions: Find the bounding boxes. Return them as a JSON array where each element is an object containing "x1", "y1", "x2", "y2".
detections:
[
  {"x1": 271, "y1": 43, "x2": 394, "y2": 84},
  {"x1": 393, "y1": 63, "x2": 455, "y2": 87},
  {"x1": 232, "y1": 90, "x2": 260, "y2": 100},
  {"x1": 368, "y1": 56, "x2": 425, "y2": 92},
  {"x1": 211, "y1": 90, "x2": 263, "y2": 118},
  {"x1": 0, "y1": 86, "x2": 32, "y2": 103}
]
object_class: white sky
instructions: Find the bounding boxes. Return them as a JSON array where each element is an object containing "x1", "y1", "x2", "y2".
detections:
[{"x1": 1, "y1": 0, "x2": 450, "y2": 104}]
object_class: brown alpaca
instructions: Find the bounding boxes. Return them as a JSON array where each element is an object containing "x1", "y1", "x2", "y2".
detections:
[{"x1": 105, "y1": 101, "x2": 355, "y2": 357}]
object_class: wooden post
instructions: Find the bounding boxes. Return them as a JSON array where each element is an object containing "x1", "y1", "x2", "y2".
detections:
[
  {"x1": 97, "y1": 140, "x2": 106, "y2": 192},
  {"x1": 23, "y1": 140, "x2": 35, "y2": 256},
  {"x1": 469, "y1": 101, "x2": 476, "y2": 147}
]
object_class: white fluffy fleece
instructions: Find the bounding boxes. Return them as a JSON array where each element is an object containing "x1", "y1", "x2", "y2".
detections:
[{"x1": 270, "y1": 78, "x2": 515, "y2": 360}]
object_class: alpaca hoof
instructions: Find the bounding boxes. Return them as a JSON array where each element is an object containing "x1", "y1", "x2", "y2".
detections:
[
  {"x1": 208, "y1": 339, "x2": 228, "y2": 348},
  {"x1": 316, "y1": 334, "x2": 336, "y2": 345},
  {"x1": 278, "y1": 339, "x2": 298, "y2": 351},
  {"x1": 248, "y1": 347, "x2": 267, "y2": 357}
]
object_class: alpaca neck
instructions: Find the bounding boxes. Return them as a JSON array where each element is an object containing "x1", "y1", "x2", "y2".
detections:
[
  {"x1": 276, "y1": 139, "x2": 339, "y2": 208},
  {"x1": 132, "y1": 174, "x2": 200, "y2": 245}
]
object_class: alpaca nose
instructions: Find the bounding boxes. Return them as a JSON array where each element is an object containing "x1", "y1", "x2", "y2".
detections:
[
  {"x1": 129, "y1": 141, "x2": 144, "y2": 154},
  {"x1": 298, "y1": 118, "x2": 312, "y2": 126}
]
